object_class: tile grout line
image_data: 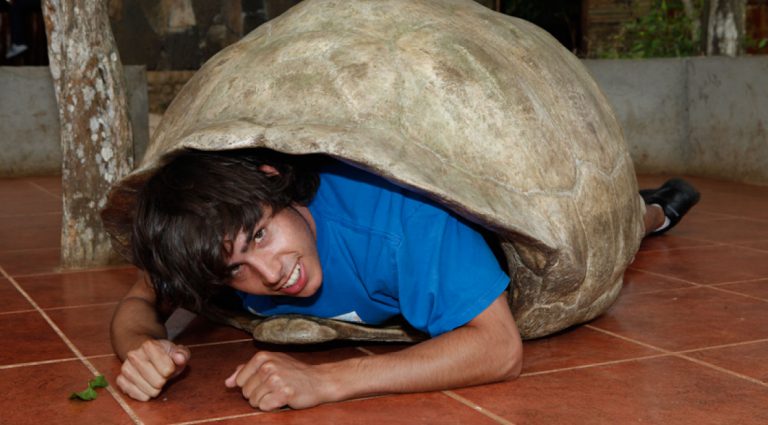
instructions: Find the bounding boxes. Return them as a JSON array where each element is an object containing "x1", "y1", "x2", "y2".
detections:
[
  {"x1": 677, "y1": 353, "x2": 768, "y2": 388},
  {"x1": 0, "y1": 356, "x2": 81, "y2": 370},
  {"x1": 716, "y1": 240, "x2": 768, "y2": 255},
  {"x1": 625, "y1": 267, "x2": 704, "y2": 287},
  {"x1": 43, "y1": 301, "x2": 120, "y2": 311},
  {"x1": 184, "y1": 338, "x2": 254, "y2": 349},
  {"x1": 678, "y1": 235, "x2": 768, "y2": 254},
  {"x1": 0, "y1": 349, "x2": 134, "y2": 371},
  {"x1": 587, "y1": 325, "x2": 768, "y2": 357},
  {"x1": 170, "y1": 412, "x2": 265, "y2": 425},
  {"x1": 85, "y1": 353, "x2": 119, "y2": 360},
  {"x1": 626, "y1": 267, "x2": 768, "y2": 299},
  {"x1": 583, "y1": 324, "x2": 692, "y2": 354},
  {"x1": 442, "y1": 391, "x2": 517, "y2": 425},
  {"x1": 703, "y1": 285, "x2": 768, "y2": 303},
  {"x1": 0, "y1": 302, "x2": 119, "y2": 317},
  {"x1": 676, "y1": 338, "x2": 768, "y2": 354},
  {"x1": 709, "y1": 276, "x2": 768, "y2": 285},
  {"x1": 355, "y1": 347, "x2": 516, "y2": 425},
  {"x1": 637, "y1": 240, "x2": 723, "y2": 253},
  {"x1": 0, "y1": 308, "x2": 39, "y2": 316},
  {"x1": 169, "y1": 392, "x2": 389, "y2": 424},
  {"x1": 0, "y1": 211, "x2": 61, "y2": 219},
  {"x1": 0, "y1": 247, "x2": 60, "y2": 255},
  {"x1": 520, "y1": 353, "x2": 671, "y2": 377},
  {"x1": 585, "y1": 325, "x2": 768, "y2": 388},
  {"x1": 0, "y1": 265, "x2": 144, "y2": 425},
  {"x1": 621, "y1": 270, "x2": 768, "y2": 302},
  {"x1": 629, "y1": 266, "x2": 768, "y2": 303},
  {"x1": 26, "y1": 180, "x2": 62, "y2": 200},
  {"x1": 2, "y1": 263, "x2": 137, "y2": 279}
]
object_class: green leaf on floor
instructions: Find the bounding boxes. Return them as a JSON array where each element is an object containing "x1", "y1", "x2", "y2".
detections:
[
  {"x1": 89, "y1": 375, "x2": 108, "y2": 389},
  {"x1": 69, "y1": 375, "x2": 109, "y2": 401}
]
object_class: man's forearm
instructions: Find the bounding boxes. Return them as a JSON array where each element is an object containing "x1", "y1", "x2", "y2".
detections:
[
  {"x1": 111, "y1": 295, "x2": 168, "y2": 361},
  {"x1": 318, "y1": 296, "x2": 522, "y2": 402}
]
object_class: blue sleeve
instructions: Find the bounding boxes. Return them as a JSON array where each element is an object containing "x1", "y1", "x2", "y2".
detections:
[{"x1": 395, "y1": 201, "x2": 510, "y2": 336}]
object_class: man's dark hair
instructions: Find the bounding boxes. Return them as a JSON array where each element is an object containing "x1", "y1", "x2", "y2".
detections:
[{"x1": 131, "y1": 148, "x2": 320, "y2": 309}]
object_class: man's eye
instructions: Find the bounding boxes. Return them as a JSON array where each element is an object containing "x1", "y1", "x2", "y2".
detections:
[{"x1": 252, "y1": 228, "x2": 266, "y2": 243}]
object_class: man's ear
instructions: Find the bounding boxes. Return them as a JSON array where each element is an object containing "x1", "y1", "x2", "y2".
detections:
[{"x1": 258, "y1": 164, "x2": 280, "y2": 176}]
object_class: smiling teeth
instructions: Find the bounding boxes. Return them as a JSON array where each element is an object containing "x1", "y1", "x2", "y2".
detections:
[{"x1": 281, "y1": 264, "x2": 301, "y2": 290}]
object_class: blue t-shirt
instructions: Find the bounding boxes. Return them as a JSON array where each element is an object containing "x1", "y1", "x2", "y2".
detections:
[{"x1": 240, "y1": 162, "x2": 509, "y2": 336}]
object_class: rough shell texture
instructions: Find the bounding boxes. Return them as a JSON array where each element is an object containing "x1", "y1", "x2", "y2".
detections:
[{"x1": 103, "y1": 0, "x2": 644, "y2": 340}]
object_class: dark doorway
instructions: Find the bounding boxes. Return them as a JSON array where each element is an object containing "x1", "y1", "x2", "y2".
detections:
[{"x1": 501, "y1": 0, "x2": 585, "y2": 55}]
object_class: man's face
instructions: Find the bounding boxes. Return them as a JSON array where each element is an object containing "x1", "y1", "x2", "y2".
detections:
[{"x1": 225, "y1": 204, "x2": 322, "y2": 297}]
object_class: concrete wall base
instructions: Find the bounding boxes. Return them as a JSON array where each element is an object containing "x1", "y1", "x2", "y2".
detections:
[
  {"x1": 586, "y1": 57, "x2": 768, "y2": 186},
  {"x1": 0, "y1": 66, "x2": 148, "y2": 177}
]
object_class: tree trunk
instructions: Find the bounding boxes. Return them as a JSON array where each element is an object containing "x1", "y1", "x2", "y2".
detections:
[
  {"x1": 42, "y1": 0, "x2": 134, "y2": 268},
  {"x1": 680, "y1": 0, "x2": 701, "y2": 42},
  {"x1": 702, "y1": 0, "x2": 747, "y2": 56}
]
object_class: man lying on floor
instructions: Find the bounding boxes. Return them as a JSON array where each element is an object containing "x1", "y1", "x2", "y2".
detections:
[{"x1": 110, "y1": 149, "x2": 699, "y2": 411}]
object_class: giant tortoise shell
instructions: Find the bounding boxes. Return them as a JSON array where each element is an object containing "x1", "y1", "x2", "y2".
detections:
[{"x1": 102, "y1": 0, "x2": 645, "y2": 343}]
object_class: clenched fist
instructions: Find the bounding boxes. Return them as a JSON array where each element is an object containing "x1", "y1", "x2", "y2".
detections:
[
  {"x1": 225, "y1": 351, "x2": 336, "y2": 411},
  {"x1": 116, "y1": 339, "x2": 191, "y2": 401}
]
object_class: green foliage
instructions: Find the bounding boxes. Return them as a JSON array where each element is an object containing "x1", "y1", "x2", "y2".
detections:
[
  {"x1": 745, "y1": 34, "x2": 768, "y2": 52},
  {"x1": 600, "y1": 0, "x2": 702, "y2": 58},
  {"x1": 69, "y1": 375, "x2": 109, "y2": 401}
]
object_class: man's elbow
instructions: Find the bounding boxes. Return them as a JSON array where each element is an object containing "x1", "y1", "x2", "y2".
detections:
[
  {"x1": 483, "y1": 329, "x2": 522, "y2": 382},
  {"x1": 498, "y1": 338, "x2": 523, "y2": 381}
]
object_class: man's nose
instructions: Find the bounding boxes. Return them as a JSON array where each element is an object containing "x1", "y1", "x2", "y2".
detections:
[{"x1": 251, "y1": 253, "x2": 282, "y2": 286}]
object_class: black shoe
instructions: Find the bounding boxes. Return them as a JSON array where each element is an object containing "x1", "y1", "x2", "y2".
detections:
[{"x1": 640, "y1": 178, "x2": 700, "y2": 235}]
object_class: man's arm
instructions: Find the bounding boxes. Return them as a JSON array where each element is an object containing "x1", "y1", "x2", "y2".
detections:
[
  {"x1": 110, "y1": 275, "x2": 191, "y2": 401},
  {"x1": 225, "y1": 294, "x2": 522, "y2": 410}
]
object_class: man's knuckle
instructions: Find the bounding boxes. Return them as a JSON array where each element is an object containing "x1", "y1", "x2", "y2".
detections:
[
  {"x1": 115, "y1": 374, "x2": 128, "y2": 390},
  {"x1": 157, "y1": 363, "x2": 174, "y2": 378},
  {"x1": 253, "y1": 351, "x2": 271, "y2": 363},
  {"x1": 267, "y1": 374, "x2": 282, "y2": 386},
  {"x1": 120, "y1": 364, "x2": 138, "y2": 381},
  {"x1": 281, "y1": 386, "x2": 294, "y2": 398},
  {"x1": 148, "y1": 376, "x2": 166, "y2": 390},
  {"x1": 125, "y1": 350, "x2": 142, "y2": 363},
  {"x1": 143, "y1": 340, "x2": 161, "y2": 352}
]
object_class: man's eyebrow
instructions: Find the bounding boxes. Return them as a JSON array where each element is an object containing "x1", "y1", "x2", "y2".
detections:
[{"x1": 237, "y1": 229, "x2": 252, "y2": 254}]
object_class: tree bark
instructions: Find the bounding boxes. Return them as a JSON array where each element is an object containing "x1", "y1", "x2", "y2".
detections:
[
  {"x1": 680, "y1": 0, "x2": 701, "y2": 42},
  {"x1": 702, "y1": 0, "x2": 746, "y2": 56},
  {"x1": 42, "y1": 0, "x2": 134, "y2": 268}
]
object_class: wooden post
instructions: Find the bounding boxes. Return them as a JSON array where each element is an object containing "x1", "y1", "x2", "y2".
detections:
[{"x1": 42, "y1": 0, "x2": 134, "y2": 268}]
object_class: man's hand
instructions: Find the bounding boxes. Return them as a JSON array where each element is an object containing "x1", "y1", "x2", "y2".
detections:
[
  {"x1": 116, "y1": 339, "x2": 191, "y2": 401},
  {"x1": 225, "y1": 351, "x2": 335, "y2": 411},
  {"x1": 226, "y1": 295, "x2": 521, "y2": 411}
]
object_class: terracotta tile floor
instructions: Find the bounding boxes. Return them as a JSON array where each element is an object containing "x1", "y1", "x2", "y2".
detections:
[{"x1": 1, "y1": 174, "x2": 767, "y2": 425}]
